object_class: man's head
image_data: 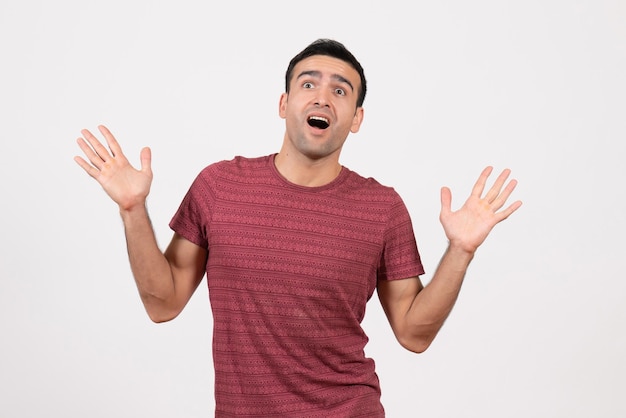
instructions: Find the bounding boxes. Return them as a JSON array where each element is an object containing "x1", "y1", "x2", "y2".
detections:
[{"x1": 285, "y1": 39, "x2": 367, "y2": 108}]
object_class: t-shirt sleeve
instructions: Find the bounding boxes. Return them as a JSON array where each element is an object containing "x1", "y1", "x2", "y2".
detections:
[
  {"x1": 377, "y1": 194, "x2": 425, "y2": 280},
  {"x1": 169, "y1": 167, "x2": 214, "y2": 249}
]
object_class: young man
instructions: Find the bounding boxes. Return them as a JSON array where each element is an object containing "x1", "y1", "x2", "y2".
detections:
[{"x1": 75, "y1": 39, "x2": 521, "y2": 417}]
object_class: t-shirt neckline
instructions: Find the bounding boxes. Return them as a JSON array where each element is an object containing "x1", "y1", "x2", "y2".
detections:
[{"x1": 268, "y1": 153, "x2": 349, "y2": 192}]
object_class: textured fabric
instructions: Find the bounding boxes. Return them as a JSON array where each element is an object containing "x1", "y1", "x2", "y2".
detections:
[{"x1": 169, "y1": 154, "x2": 424, "y2": 417}]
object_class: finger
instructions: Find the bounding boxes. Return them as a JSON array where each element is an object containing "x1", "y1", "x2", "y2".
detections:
[
  {"x1": 73, "y1": 155, "x2": 100, "y2": 179},
  {"x1": 491, "y1": 178, "x2": 518, "y2": 211},
  {"x1": 470, "y1": 166, "x2": 493, "y2": 197},
  {"x1": 98, "y1": 125, "x2": 124, "y2": 159},
  {"x1": 440, "y1": 186, "x2": 452, "y2": 217},
  {"x1": 81, "y1": 128, "x2": 112, "y2": 162},
  {"x1": 76, "y1": 137, "x2": 104, "y2": 169},
  {"x1": 484, "y1": 168, "x2": 512, "y2": 203},
  {"x1": 495, "y1": 199, "x2": 523, "y2": 222},
  {"x1": 139, "y1": 147, "x2": 152, "y2": 175}
]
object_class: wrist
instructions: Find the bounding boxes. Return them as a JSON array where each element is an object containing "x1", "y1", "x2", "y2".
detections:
[
  {"x1": 445, "y1": 241, "x2": 476, "y2": 266},
  {"x1": 119, "y1": 201, "x2": 148, "y2": 221}
]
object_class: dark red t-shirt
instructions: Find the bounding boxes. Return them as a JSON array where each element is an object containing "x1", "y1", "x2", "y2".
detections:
[{"x1": 170, "y1": 154, "x2": 424, "y2": 417}]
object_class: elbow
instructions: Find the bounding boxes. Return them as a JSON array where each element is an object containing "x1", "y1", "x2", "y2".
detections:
[
  {"x1": 396, "y1": 326, "x2": 440, "y2": 354},
  {"x1": 148, "y1": 312, "x2": 176, "y2": 324},
  {"x1": 398, "y1": 336, "x2": 433, "y2": 354},
  {"x1": 144, "y1": 303, "x2": 180, "y2": 324},
  {"x1": 140, "y1": 292, "x2": 183, "y2": 323}
]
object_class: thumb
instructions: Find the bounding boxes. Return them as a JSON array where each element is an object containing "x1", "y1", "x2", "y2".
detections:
[
  {"x1": 440, "y1": 186, "x2": 452, "y2": 217},
  {"x1": 140, "y1": 147, "x2": 152, "y2": 175}
]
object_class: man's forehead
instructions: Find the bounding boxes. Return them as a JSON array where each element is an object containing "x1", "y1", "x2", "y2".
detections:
[{"x1": 294, "y1": 55, "x2": 360, "y2": 85}]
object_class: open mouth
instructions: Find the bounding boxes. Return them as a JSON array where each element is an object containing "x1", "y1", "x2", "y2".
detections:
[{"x1": 307, "y1": 116, "x2": 330, "y2": 129}]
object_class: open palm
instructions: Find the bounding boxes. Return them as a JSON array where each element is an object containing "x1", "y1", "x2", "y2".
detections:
[
  {"x1": 440, "y1": 166, "x2": 522, "y2": 254},
  {"x1": 74, "y1": 125, "x2": 153, "y2": 211}
]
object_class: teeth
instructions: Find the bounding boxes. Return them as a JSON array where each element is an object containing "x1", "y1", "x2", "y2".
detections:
[{"x1": 307, "y1": 115, "x2": 330, "y2": 129}]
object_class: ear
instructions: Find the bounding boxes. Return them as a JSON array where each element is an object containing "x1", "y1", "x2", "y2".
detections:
[
  {"x1": 278, "y1": 93, "x2": 288, "y2": 119},
  {"x1": 350, "y1": 107, "x2": 365, "y2": 134}
]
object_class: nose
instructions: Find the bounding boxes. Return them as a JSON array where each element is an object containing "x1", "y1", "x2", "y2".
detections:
[{"x1": 314, "y1": 88, "x2": 331, "y2": 108}]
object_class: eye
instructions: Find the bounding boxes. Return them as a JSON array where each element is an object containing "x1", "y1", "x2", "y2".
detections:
[
  {"x1": 303, "y1": 82, "x2": 314, "y2": 89},
  {"x1": 334, "y1": 88, "x2": 346, "y2": 96}
]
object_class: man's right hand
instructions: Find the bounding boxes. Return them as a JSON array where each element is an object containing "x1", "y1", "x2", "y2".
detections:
[{"x1": 74, "y1": 125, "x2": 153, "y2": 212}]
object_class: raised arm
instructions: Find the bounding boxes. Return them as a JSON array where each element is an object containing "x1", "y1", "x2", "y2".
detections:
[
  {"x1": 378, "y1": 166, "x2": 522, "y2": 353},
  {"x1": 74, "y1": 125, "x2": 206, "y2": 322}
]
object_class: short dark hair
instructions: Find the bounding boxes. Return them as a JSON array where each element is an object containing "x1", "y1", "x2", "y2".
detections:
[{"x1": 285, "y1": 39, "x2": 367, "y2": 108}]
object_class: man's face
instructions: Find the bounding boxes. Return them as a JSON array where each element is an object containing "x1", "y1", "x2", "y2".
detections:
[{"x1": 279, "y1": 55, "x2": 364, "y2": 162}]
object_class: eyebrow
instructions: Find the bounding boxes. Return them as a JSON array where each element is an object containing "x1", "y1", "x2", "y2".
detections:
[{"x1": 296, "y1": 70, "x2": 355, "y2": 92}]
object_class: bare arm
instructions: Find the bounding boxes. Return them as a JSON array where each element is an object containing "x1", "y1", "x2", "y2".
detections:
[
  {"x1": 74, "y1": 125, "x2": 206, "y2": 322},
  {"x1": 122, "y1": 207, "x2": 206, "y2": 322},
  {"x1": 378, "y1": 166, "x2": 522, "y2": 353}
]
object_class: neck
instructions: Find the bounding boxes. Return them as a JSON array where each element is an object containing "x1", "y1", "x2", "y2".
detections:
[{"x1": 274, "y1": 151, "x2": 342, "y2": 187}]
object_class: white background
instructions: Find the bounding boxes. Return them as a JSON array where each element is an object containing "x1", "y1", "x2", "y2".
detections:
[{"x1": 1, "y1": 1, "x2": 624, "y2": 417}]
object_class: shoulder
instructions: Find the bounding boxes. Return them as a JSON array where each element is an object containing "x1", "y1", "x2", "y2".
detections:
[
  {"x1": 342, "y1": 167, "x2": 404, "y2": 205},
  {"x1": 189, "y1": 155, "x2": 276, "y2": 198},
  {"x1": 195, "y1": 154, "x2": 273, "y2": 181},
  {"x1": 200, "y1": 154, "x2": 271, "y2": 174}
]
